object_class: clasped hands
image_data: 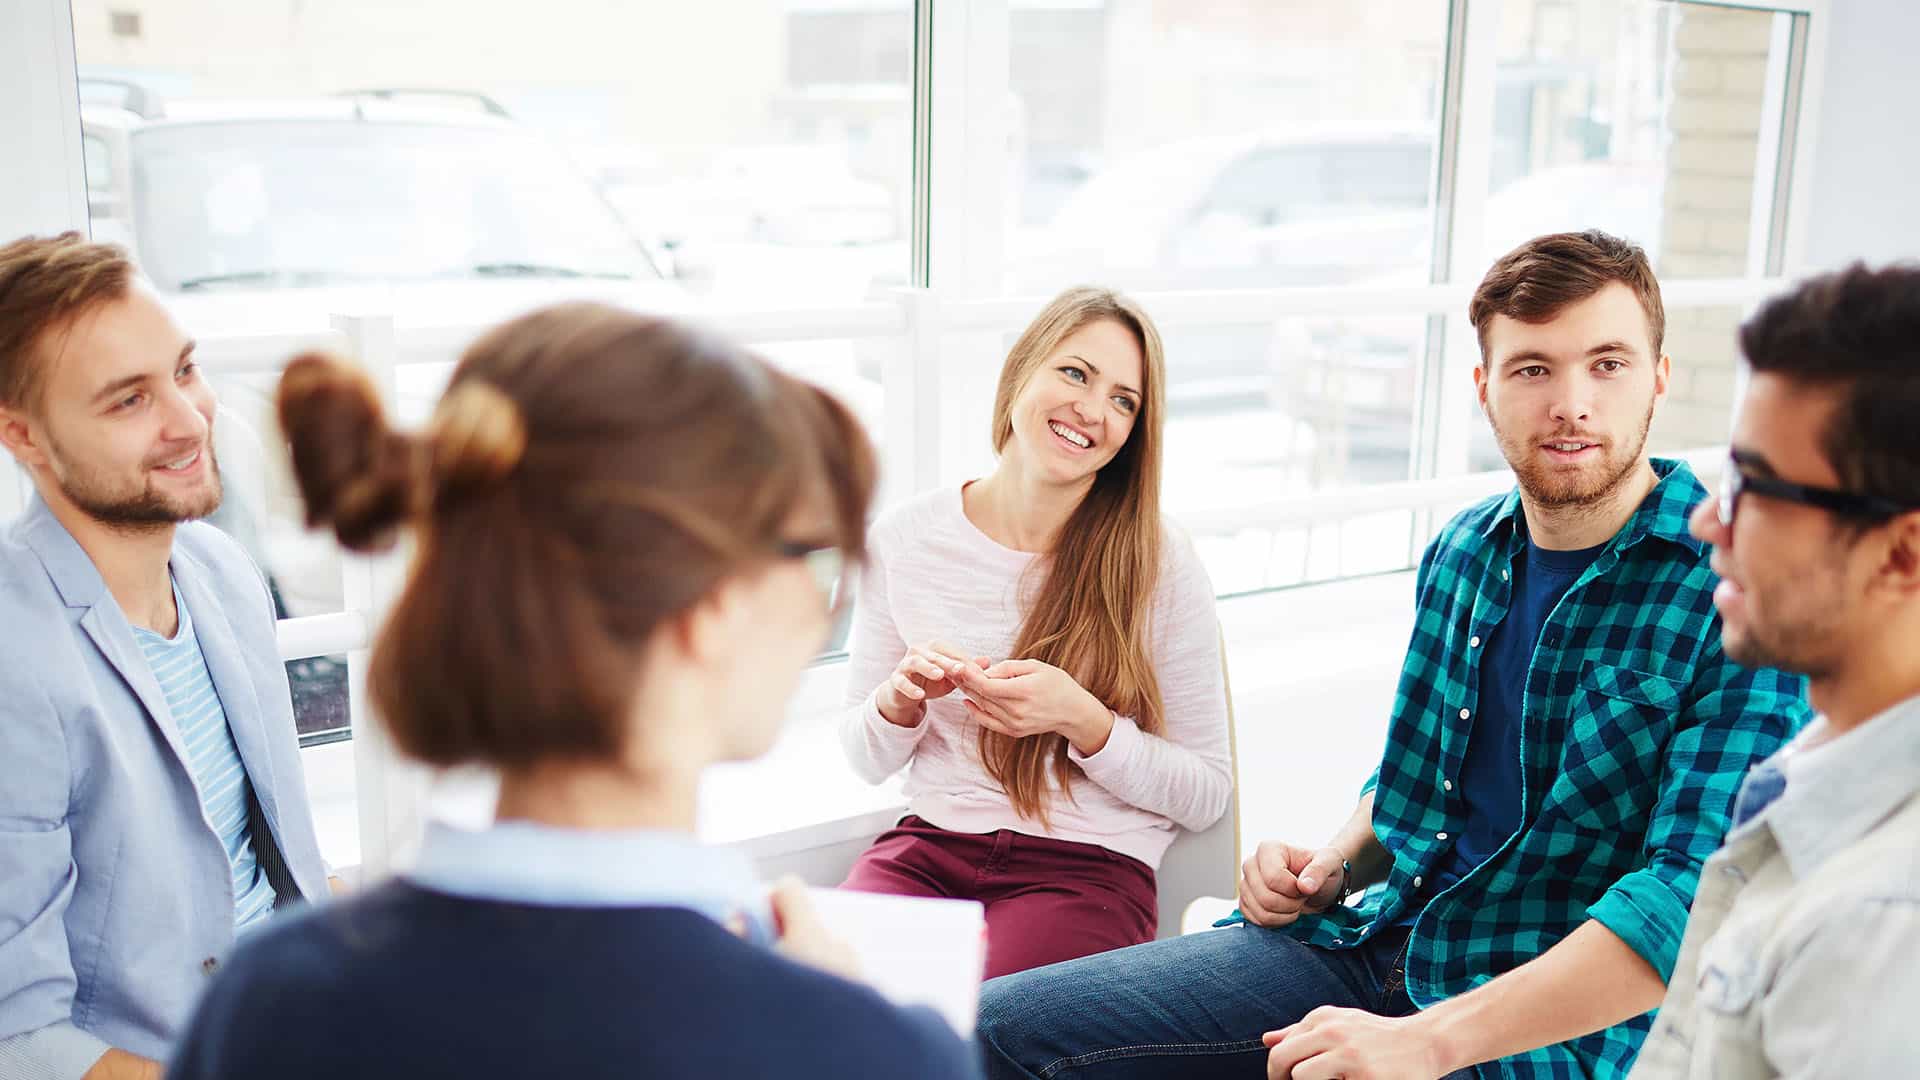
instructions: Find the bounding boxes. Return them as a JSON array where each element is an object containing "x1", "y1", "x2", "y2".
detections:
[{"x1": 876, "y1": 641, "x2": 1115, "y2": 756}]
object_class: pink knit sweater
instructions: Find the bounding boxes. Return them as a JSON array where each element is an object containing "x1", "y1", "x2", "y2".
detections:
[{"x1": 838, "y1": 486, "x2": 1233, "y2": 869}]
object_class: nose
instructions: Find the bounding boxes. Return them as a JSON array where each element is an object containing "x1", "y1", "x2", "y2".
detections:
[
  {"x1": 1547, "y1": 389, "x2": 1592, "y2": 425},
  {"x1": 1688, "y1": 493, "x2": 1724, "y2": 547},
  {"x1": 157, "y1": 383, "x2": 212, "y2": 443},
  {"x1": 1071, "y1": 392, "x2": 1100, "y2": 426}
]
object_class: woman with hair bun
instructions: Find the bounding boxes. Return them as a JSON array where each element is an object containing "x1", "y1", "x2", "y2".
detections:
[{"x1": 167, "y1": 303, "x2": 982, "y2": 1080}]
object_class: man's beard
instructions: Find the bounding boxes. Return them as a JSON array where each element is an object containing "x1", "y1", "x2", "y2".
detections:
[
  {"x1": 1490, "y1": 397, "x2": 1655, "y2": 511},
  {"x1": 51, "y1": 442, "x2": 224, "y2": 532}
]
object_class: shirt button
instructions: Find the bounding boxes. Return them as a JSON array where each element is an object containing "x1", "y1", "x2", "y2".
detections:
[
  {"x1": 1436, "y1": 831, "x2": 1450, "y2": 841},
  {"x1": 1501, "y1": 569, "x2": 1510, "y2": 581},
  {"x1": 202, "y1": 956, "x2": 219, "y2": 976},
  {"x1": 1458, "y1": 708, "x2": 1470, "y2": 720},
  {"x1": 1443, "y1": 779, "x2": 1454, "y2": 792},
  {"x1": 1413, "y1": 876, "x2": 1424, "y2": 888},
  {"x1": 1469, "y1": 635, "x2": 1482, "y2": 648}
]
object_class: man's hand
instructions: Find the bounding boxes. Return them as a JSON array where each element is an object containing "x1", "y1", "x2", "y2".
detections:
[
  {"x1": 1264, "y1": 1007, "x2": 1451, "y2": 1080},
  {"x1": 1237, "y1": 841, "x2": 1348, "y2": 927}
]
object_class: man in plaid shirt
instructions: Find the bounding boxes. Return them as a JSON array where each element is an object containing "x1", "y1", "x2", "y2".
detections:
[{"x1": 976, "y1": 232, "x2": 1810, "y2": 1079}]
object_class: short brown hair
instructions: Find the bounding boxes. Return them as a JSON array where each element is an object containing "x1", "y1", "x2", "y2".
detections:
[
  {"x1": 0, "y1": 232, "x2": 137, "y2": 412},
  {"x1": 1740, "y1": 262, "x2": 1920, "y2": 510},
  {"x1": 276, "y1": 303, "x2": 877, "y2": 768},
  {"x1": 1468, "y1": 230, "x2": 1665, "y2": 363}
]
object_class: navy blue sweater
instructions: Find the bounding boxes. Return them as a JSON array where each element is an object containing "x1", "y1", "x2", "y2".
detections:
[{"x1": 167, "y1": 882, "x2": 983, "y2": 1080}]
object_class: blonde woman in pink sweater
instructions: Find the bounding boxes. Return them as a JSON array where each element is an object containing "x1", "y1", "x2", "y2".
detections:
[{"x1": 838, "y1": 286, "x2": 1234, "y2": 978}]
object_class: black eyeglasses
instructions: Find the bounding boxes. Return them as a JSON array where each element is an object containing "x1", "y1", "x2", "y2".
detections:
[
  {"x1": 1719, "y1": 450, "x2": 1917, "y2": 527},
  {"x1": 776, "y1": 541, "x2": 846, "y2": 611}
]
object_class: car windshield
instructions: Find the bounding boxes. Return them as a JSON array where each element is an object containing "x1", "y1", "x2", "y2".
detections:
[{"x1": 131, "y1": 118, "x2": 661, "y2": 291}]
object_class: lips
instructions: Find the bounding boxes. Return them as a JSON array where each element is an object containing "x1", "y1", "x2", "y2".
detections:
[
  {"x1": 1047, "y1": 419, "x2": 1094, "y2": 452},
  {"x1": 153, "y1": 447, "x2": 205, "y2": 475}
]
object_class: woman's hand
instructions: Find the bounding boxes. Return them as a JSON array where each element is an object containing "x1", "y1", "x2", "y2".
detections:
[
  {"x1": 875, "y1": 642, "x2": 989, "y2": 727},
  {"x1": 766, "y1": 878, "x2": 863, "y2": 982},
  {"x1": 955, "y1": 659, "x2": 1116, "y2": 755}
]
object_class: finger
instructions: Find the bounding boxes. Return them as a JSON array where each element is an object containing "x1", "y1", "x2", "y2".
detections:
[
  {"x1": 922, "y1": 642, "x2": 974, "y2": 670},
  {"x1": 982, "y1": 658, "x2": 1044, "y2": 679},
  {"x1": 1296, "y1": 848, "x2": 1345, "y2": 897},
  {"x1": 1265, "y1": 1027, "x2": 1330, "y2": 1079},
  {"x1": 1238, "y1": 862, "x2": 1295, "y2": 925},
  {"x1": 1255, "y1": 844, "x2": 1302, "y2": 898},
  {"x1": 767, "y1": 877, "x2": 819, "y2": 938},
  {"x1": 890, "y1": 672, "x2": 925, "y2": 701},
  {"x1": 1260, "y1": 1026, "x2": 1294, "y2": 1048},
  {"x1": 964, "y1": 697, "x2": 1021, "y2": 736}
]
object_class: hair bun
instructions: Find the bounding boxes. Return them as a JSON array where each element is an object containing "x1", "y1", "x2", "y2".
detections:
[
  {"x1": 426, "y1": 379, "x2": 526, "y2": 507},
  {"x1": 276, "y1": 352, "x2": 418, "y2": 552}
]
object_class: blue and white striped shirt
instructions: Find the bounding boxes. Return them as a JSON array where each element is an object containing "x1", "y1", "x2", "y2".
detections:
[{"x1": 131, "y1": 580, "x2": 278, "y2": 930}]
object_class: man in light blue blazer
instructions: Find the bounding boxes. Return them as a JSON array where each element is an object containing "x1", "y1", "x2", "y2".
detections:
[{"x1": 0, "y1": 234, "x2": 330, "y2": 1080}]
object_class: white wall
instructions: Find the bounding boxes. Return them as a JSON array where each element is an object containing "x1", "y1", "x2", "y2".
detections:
[{"x1": 1801, "y1": 0, "x2": 1920, "y2": 272}]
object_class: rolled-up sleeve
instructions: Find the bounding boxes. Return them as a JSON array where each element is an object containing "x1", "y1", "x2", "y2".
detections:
[
  {"x1": 1587, "y1": 639, "x2": 1807, "y2": 981},
  {"x1": 0, "y1": 671, "x2": 97, "y2": 1080}
]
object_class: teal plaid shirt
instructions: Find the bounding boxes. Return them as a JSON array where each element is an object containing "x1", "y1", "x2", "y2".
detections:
[{"x1": 1286, "y1": 459, "x2": 1810, "y2": 1078}]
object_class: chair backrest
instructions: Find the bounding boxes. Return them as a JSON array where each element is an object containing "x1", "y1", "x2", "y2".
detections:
[{"x1": 1149, "y1": 621, "x2": 1242, "y2": 938}]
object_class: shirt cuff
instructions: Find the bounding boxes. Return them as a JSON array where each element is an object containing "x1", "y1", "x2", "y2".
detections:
[
  {"x1": 865, "y1": 689, "x2": 931, "y2": 748},
  {"x1": 1587, "y1": 868, "x2": 1692, "y2": 983},
  {"x1": 0, "y1": 1020, "x2": 114, "y2": 1080},
  {"x1": 1067, "y1": 710, "x2": 1141, "y2": 780}
]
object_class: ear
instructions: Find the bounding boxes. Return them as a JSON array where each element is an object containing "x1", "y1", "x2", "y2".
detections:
[
  {"x1": 0, "y1": 404, "x2": 48, "y2": 470},
  {"x1": 674, "y1": 575, "x2": 748, "y2": 669},
  {"x1": 1874, "y1": 511, "x2": 1920, "y2": 599},
  {"x1": 1472, "y1": 360, "x2": 1490, "y2": 413},
  {"x1": 1653, "y1": 352, "x2": 1673, "y2": 401}
]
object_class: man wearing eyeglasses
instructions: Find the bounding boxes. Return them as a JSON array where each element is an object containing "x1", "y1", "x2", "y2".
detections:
[
  {"x1": 1627, "y1": 263, "x2": 1920, "y2": 1078},
  {"x1": 978, "y1": 231, "x2": 1812, "y2": 1080}
]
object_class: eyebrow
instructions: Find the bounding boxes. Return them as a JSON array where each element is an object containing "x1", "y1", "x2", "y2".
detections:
[
  {"x1": 88, "y1": 341, "x2": 197, "y2": 406},
  {"x1": 1729, "y1": 446, "x2": 1780, "y2": 478},
  {"x1": 1064, "y1": 354, "x2": 1141, "y2": 398}
]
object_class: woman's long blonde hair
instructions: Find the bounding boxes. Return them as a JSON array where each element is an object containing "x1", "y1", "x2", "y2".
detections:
[{"x1": 982, "y1": 286, "x2": 1168, "y2": 824}]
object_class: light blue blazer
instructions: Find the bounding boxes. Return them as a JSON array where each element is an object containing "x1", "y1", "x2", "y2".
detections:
[{"x1": 0, "y1": 498, "x2": 329, "y2": 1075}]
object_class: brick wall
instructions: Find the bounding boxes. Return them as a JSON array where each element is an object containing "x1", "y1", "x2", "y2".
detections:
[{"x1": 1653, "y1": 4, "x2": 1773, "y2": 451}]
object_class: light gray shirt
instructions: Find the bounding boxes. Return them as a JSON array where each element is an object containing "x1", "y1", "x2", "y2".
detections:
[{"x1": 1629, "y1": 693, "x2": 1920, "y2": 1078}]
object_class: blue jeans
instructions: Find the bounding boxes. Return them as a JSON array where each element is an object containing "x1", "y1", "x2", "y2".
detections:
[{"x1": 977, "y1": 923, "x2": 1471, "y2": 1079}]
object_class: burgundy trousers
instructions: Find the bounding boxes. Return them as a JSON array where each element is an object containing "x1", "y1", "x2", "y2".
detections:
[{"x1": 840, "y1": 815, "x2": 1158, "y2": 979}]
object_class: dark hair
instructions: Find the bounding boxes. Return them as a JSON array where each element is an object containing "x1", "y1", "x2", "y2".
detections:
[
  {"x1": 0, "y1": 232, "x2": 137, "y2": 412},
  {"x1": 1739, "y1": 262, "x2": 1920, "y2": 509},
  {"x1": 1468, "y1": 229, "x2": 1665, "y2": 362},
  {"x1": 276, "y1": 302, "x2": 876, "y2": 768}
]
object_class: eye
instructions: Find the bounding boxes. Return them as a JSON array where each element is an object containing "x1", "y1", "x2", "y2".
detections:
[
  {"x1": 1058, "y1": 365, "x2": 1087, "y2": 383},
  {"x1": 1516, "y1": 365, "x2": 1548, "y2": 379},
  {"x1": 112, "y1": 392, "x2": 146, "y2": 412},
  {"x1": 1112, "y1": 395, "x2": 1137, "y2": 414},
  {"x1": 176, "y1": 360, "x2": 199, "y2": 380},
  {"x1": 1595, "y1": 358, "x2": 1626, "y2": 374}
]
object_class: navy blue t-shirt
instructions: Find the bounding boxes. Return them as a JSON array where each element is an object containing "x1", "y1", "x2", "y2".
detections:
[{"x1": 1408, "y1": 535, "x2": 1607, "y2": 916}]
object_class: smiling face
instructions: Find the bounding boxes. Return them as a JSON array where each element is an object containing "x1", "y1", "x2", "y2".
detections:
[
  {"x1": 1003, "y1": 316, "x2": 1145, "y2": 487},
  {"x1": 1475, "y1": 281, "x2": 1669, "y2": 510},
  {"x1": 0, "y1": 282, "x2": 222, "y2": 531}
]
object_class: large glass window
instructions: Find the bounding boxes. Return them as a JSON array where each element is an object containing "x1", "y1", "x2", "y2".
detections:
[{"x1": 71, "y1": 0, "x2": 914, "y2": 739}]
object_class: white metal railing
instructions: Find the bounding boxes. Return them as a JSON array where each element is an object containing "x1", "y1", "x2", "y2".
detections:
[{"x1": 99, "y1": 279, "x2": 1772, "y2": 874}]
